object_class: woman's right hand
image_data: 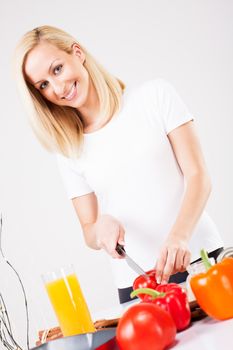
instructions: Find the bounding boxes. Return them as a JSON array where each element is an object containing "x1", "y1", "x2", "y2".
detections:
[
  {"x1": 93, "y1": 214, "x2": 125, "y2": 258},
  {"x1": 72, "y1": 194, "x2": 125, "y2": 257}
]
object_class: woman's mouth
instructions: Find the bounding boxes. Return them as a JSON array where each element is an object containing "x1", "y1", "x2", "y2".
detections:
[{"x1": 64, "y1": 82, "x2": 77, "y2": 101}]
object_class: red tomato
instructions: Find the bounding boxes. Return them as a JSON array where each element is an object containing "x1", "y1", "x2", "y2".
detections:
[
  {"x1": 116, "y1": 303, "x2": 176, "y2": 350},
  {"x1": 133, "y1": 270, "x2": 158, "y2": 300}
]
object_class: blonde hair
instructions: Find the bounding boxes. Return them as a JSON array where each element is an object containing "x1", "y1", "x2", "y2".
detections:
[{"x1": 13, "y1": 25, "x2": 125, "y2": 158}]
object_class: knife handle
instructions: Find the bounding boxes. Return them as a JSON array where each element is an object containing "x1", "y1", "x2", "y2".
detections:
[{"x1": 116, "y1": 243, "x2": 126, "y2": 256}]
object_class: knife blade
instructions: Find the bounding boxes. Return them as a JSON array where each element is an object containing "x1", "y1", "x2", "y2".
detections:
[{"x1": 116, "y1": 243, "x2": 148, "y2": 277}]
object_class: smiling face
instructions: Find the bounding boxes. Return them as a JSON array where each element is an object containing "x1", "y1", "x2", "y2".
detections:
[{"x1": 24, "y1": 41, "x2": 90, "y2": 109}]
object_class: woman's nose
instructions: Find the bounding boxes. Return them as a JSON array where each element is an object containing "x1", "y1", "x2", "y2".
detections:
[{"x1": 52, "y1": 81, "x2": 66, "y2": 97}]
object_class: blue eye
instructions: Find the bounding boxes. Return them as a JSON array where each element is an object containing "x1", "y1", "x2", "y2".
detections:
[
  {"x1": 54, "y1": 64, "x2": 63, "y2": 74},
  {"x1": 40, "y1": 81, "x2": 48, "y2": 90}
]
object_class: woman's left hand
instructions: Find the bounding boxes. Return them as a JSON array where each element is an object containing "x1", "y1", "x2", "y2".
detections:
[{"x1": 155, "y1": 236, "x2": 191, "y2": 284}]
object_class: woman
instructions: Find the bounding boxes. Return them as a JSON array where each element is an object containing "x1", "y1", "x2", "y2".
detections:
[{"x1": 14, "y1": 25, "x2": 224, "y2": 303}]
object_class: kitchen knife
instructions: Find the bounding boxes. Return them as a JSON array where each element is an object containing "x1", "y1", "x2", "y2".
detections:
[{"x1": 116, "y1": 243, "x2": 148, "y2": 277}]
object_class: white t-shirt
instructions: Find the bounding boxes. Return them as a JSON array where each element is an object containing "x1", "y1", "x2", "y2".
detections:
[{"x1": 57, "y1": 79, "x2": 224, "y2": 288}]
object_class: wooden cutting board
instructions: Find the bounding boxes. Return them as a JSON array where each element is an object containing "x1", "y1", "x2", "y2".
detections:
[{"x1": 94, "y1": 300, "x2": 206, "y2": 330}]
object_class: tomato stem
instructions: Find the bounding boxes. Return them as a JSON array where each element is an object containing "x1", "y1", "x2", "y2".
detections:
[{"x1": 130, "y1": 288, "x2": 165, "y2": 299}]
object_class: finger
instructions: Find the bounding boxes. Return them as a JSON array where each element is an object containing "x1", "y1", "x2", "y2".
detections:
[
  {"x1": 155, "y1": 249, "x2": 168, "y2": 284},
  {"x1": 103, "y1": 237, "x2": 121, "y2": 258},
  {"x1": 103, "y1": 243, "x2": 120, "y2": 258},
  {"x1": 111, "y1": 225, "x2": 126, "y2": 259},
  {"x1": 118, "y1": 226, "x2": 125, "y2": 246},
  {"x1": 114, "y1": 226, "x2": 126, "y2": 259},
  {"x1": 183, "y1": 250, "x2": 191, "y2": 269},
  {"x1": 161, "y1": 249, "x2": 177, "y2": 284},
  {"x1": 110, "y1": 246, "x2": 122, "y2": 258},
  {"x1": 102, "y1": 223, "x2": 124, "y2": 258},
  {"x1": 174, "y1": 248, "x2": 185, "y2": 271}
]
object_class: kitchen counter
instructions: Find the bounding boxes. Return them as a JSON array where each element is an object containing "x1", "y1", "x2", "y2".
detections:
[
  {"x1": 175, "y1": 317, "x2": 233, "y2": 349},
  {"x1": 93, "y1": 300, "x2": 233, "y2": 350}
]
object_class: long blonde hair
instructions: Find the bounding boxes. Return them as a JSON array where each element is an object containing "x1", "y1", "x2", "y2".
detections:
[{"x1": 13, "y1": 25, "x2": 125, "y2": 158}]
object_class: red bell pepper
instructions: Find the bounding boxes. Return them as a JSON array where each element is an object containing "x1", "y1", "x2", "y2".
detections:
[
  {"x1": 116, "y1": 302, "x2": 176, "y2": 350},
  {"x1": 190, "y1": 249, "x2": 233, "y2": 320},
  {"x1": 131, "y1": 283, "x2": 191, "y2": 331},
  {"x1": 132, "y1": 269, "x2": 158, "y2": 300}
]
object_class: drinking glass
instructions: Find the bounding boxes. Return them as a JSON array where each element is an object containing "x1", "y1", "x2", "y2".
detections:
[{"x1": 42, "y1": 265, "x2": 96, "y2": 336}]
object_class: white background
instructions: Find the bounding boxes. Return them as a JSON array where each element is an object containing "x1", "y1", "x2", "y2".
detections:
[{"x1": 0, "y1": 0, "x2": 232, "y2": 348}]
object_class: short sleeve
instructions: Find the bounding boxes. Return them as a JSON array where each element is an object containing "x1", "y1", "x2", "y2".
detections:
[
  {"x1": 144, "y1": 79, "x2": 194, "y2": 135},
  {"x1": 56, "y1": 154, "x2": 93, "y2": 200}
]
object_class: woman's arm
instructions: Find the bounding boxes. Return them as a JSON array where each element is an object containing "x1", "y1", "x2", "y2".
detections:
[
  {"x1": 72, "y1": 193, "x2": 125, "y2": 258},
  {"x1": 72, "y1": 193, "x2": 99, "y2": 249},
  {"x1": 155, "y1": 120, "x2": 212, "y2": 284}
]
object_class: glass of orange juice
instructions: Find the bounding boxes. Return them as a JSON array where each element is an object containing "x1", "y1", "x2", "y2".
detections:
[{"x1": 42, "y1": 265, "x2": 96, "y2": 336}]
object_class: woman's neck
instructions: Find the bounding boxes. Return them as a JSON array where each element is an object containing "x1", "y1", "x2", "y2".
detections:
[{"x1": 78, "y1": 78, "x2": 103, "y2": 133}]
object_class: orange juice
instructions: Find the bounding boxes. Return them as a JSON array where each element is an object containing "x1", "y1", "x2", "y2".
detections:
[{"x1": 45, "y1": 273, "x2": 95, "y2": 336}]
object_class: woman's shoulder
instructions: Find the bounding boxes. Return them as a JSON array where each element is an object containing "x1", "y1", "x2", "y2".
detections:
[
  {"x1": 126, "y1": 78, "x2": 173, "y2": 99},
  {"x1": 56, "y1": 153, "x2": 80, "y2": 170}
]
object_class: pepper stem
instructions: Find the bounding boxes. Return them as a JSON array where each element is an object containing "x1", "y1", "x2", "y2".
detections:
[
  {"x1": 200, "y1": 249, "x2": 212, "y2": 271},
  {"x1": 130, "y1": 288, "x2": 165, "y2": 299}
]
